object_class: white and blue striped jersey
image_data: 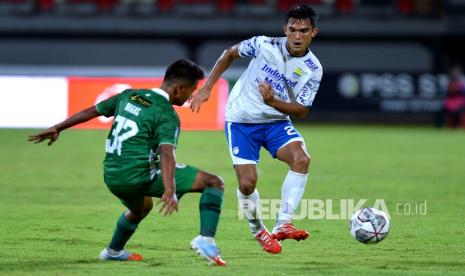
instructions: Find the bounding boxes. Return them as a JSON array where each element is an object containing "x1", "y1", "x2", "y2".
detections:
[{"x1": 225, "y1": 36, "x2": 323, "y2": 123}]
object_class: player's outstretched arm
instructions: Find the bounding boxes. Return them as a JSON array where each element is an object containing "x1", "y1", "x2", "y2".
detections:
[
  {"x1": 190, "y1": 44, "x2": 241, "y2": 113},
  {"x1": 258, "y1": 82, "x2": 309, "y2": 118},
  {"x1": 28, "y1": 106, "x2": 101, "y2": 146},
  {"x1": 156, "y1": 144, "x2": 179, "y2": 216}
]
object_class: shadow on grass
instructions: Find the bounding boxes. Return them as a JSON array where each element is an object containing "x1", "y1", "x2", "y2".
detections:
[
  {"x1": 0, "y1": 258, "x2": 166, "y2": 272},
  {"x1": 0, "y1": 259, "x2": 102, "y2": 272},
  {"x1": 21, "y1": 237, "x2": 100, "y2": 246},
  {"x1": 293, "y1": 259, "x2": 465, "y2": 272}
]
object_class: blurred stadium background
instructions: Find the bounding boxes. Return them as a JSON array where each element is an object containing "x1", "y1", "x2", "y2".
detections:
[
  {"x1": 2, "y1": 2, "x2": 465, "y2": 274},
  {"x1": 1, "y1": 0, "x2": 464, "y2": 127}
]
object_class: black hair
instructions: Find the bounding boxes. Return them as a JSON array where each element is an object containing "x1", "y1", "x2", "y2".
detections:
[
  {"x1": 164, "y1": 59, "x2": 204, "y2": 85},
  {"x1": 285, "y1": 5, "x2": 318, "y2": 28}
]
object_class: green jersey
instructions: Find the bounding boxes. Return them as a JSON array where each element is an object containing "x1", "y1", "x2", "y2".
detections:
[{"x1": 96, "y1": 88, "x2": 180, "y2": 186}]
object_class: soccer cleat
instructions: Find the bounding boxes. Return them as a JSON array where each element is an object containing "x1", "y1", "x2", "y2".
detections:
[
  {"x1": 190, "y1": 236, "x2": 226, "y2": 266},
  {"x1": 271, "y1": 223, "x2": 309, "y2": 241},
  {"x1": 255, "y1": 229, "x2": 282, "y2": 254},
  {"x1": 99, "y1": 248, "x2": 143, "y2": 261}
]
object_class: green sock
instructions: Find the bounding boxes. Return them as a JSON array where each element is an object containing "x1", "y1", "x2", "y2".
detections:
[
  {"x1": 199, "y1": 187, "x2": 224, "y2": 237},
  {"x1": 108, "y1": 213, "x2": 139, "y2": 251}
]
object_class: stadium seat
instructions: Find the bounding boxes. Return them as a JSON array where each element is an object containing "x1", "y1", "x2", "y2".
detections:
[
  {"x1": 131, "y1": 0, "x2": 158, "y2": 16},
  {"x1": 413, "y1": 0, "x2": 443, "y2": 17},
  {"x1": 276, "y1": 0, "x2": 333, "y2": 17},
  {"x1": 174, "y1": 0, "x2": 217, "y2": 15},
  {"x1": 336, "y1": 0, "x2": 354, "y2": 13},
  {"x1": 277, "y1": 0, "x2": 324, "y2": 13},
  {"x1": 157, "y1": 0, "x2": 174, "y2": 11},
  {"x1": 0, "y1": 0, "x2": 35, "y2": 15},
  {"x1": 38, "y1": 0, "x2": 118, "y2": 14},
  {"x1": 58, "y1": 0, "x2": 99, "y2": 15},
  {"x1": 395, "y1": 0, "x2": 414, "y2": 14},
  {"x1": 357, "y1": 0, "x2": 395, "y2": 17},
  {"x1": 38, "y1": 0, "x2": 54, "y2": 11},
  {"x1": 154, "y1": 0, "x2": 235, "y2": 14},
  {"x1": 217, "y1": 0, "x2": 233, "y2": 13},
  {"x1": 235, "y1": 0, "x2": 275, "y2": 16}
]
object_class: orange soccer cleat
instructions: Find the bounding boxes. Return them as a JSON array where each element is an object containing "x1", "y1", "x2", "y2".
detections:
[
  {"x1": 271, "y1": 223, "x2": 309, "y2": 241},
  {"x1": 255, "y1": 229, "x2": 282, "y2": 254}
]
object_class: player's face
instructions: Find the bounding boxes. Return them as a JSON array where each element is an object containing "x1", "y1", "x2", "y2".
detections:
[
  {"x1": 283, "y1": 18, "x2": 318, "y2": 57},
  {"x1": 173, "y1": 81, "x2": 198, "y2": 106}
]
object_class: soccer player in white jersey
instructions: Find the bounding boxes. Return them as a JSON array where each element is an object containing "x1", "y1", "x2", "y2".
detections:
[{"x1": 190, "y1": 5, "x2": 322, "y2": 254}]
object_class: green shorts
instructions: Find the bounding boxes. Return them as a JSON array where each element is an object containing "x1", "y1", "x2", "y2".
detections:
[{"x1": 106, "y1": 163, "x2": 199, "y2": 209}]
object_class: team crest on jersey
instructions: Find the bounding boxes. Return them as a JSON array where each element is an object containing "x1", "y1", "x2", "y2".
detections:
[
  {"x1": 265, "y1": 53, "x2": 276, "y2": 65},
  {"x1": 292, "y1": 68, "x2": 303, "y2": 78}
]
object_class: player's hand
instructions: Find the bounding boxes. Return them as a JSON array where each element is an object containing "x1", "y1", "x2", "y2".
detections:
[
  {"x1": 258, "y1": 82, "x2": 276, "y2": 106},
  {"x1": 189, "y1": 86, "x2": 211, "y2": 113},
  {"x1": 156, "y1": 190, "x2": 179, "y2": 216},
  {"x1": 28, "y1": 127, "x2": 60, "y2": 146}
]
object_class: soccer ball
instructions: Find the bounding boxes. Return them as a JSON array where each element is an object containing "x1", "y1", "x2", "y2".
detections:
[{"x1": 349, "y1": 207, "x2": 390, "y2": 244}]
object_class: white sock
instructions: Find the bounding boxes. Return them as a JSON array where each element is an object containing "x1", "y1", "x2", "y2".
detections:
[
  {"x1": 276, "y1": 170, "x2": 308, "y2": 227},
  {"x1": 237, "y1": 189, "x2": 265, "y2": 236}
]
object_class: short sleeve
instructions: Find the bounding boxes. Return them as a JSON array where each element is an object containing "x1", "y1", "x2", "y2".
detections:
[
  {"x1": 95, "y1": 90, "x2": 126, "y2": 117},
  {"x1": 238, "y1": 36, "x2": 267, "y2": 58},
  {"x1": 156, "y1": 111, "x2": 180, "y2": 147},
  {"x1": 296, "y1": 69, "x2": 323, "y2": 107}
]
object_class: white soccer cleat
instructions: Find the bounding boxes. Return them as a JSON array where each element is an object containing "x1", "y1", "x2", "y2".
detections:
[
  {"x1": 190, "y1": 236, "x2": 226, "y2": 266},
  {"x1": 99, "y1": 248, "x2": 143, "y2": 261}
]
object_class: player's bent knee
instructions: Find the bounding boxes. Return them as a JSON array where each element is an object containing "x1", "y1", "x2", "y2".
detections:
[
  {"x1": 129, "y1": 198, "x2": 153, "y2": 221},
  {"x1": 289, "y1": 153, "x2": 310, "y2": 173},
  {"x1": 207, "y1": 175, "x2": 224, "y2": 191},
  {"x1": 143, "y1": 204, "x2": 153, "y2": 217},
  {"x1": 238, "y1": 180, "x2": 256, "y2": 196},
  {"x1": 238, "y1": 173, "x2": 257, "y2": 185},
  {"x1": 300, "y1": 154, "x2": 311, "y2": 168}
]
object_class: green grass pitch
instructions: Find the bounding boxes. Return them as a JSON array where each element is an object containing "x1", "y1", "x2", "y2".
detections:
[{"x1": 1, "y1": 125, "x2": 464, "y2": 275}]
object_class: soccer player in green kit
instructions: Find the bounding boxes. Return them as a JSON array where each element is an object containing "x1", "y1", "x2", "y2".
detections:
[{"x1": 28, "y1": 59, "x2": 226, "y2": 266}]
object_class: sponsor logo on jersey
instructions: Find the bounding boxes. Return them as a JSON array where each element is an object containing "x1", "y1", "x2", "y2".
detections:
[
  {"x1": 130, "y1": 94, "x2": 152, "y2": 108},
  {"x1": 304, "y1": 58, "x2": 319, "y2": 71},
  {"x1": 261, "y1": 64, "x2": 298, "y2": 88},
  {"x1": 297, "y1": 78, "x2": 320, "y2": 106},
  {"x1": 259, "y1": 77, "x2": 290, "y2": 102}
]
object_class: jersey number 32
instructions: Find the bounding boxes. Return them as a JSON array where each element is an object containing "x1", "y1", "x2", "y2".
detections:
[{"x1": 106, "y1": 115, "x2": 139, "y2": 156}]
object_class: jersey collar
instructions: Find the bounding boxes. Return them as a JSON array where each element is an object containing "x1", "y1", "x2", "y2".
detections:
[
  {"x1": 151, "y1": 88, "x2": 170, "y2": 101},
  {"x1": 282, "y1": 37, "x2": 311, "y2": 59}
]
